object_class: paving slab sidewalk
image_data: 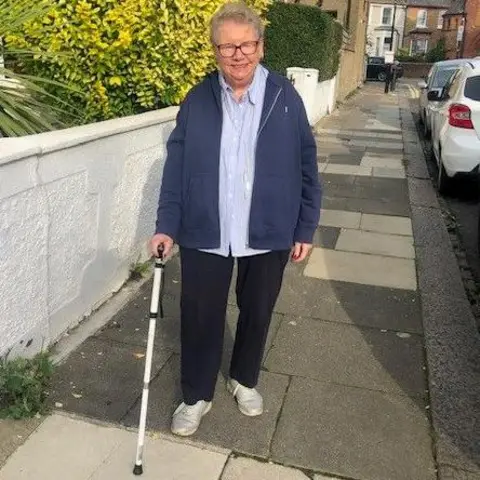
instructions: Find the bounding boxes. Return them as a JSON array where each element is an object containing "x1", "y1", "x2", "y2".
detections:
[{"x1": 2, "y1": 82, "x2": 478, "y2": 480}]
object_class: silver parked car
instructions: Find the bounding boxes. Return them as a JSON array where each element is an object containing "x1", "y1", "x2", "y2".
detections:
[{"x1": 418, "y1": 59, "x2": 469, "y2": 138}]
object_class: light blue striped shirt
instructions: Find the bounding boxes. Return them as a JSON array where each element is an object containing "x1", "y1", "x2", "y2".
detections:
[{"x1": 202, "y1": 64, "x2": 270, "y2": 258}]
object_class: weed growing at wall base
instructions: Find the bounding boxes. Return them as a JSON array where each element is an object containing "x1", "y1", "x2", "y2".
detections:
[{"x1": 0, "y1": 352, "x2": 54, "y2": 419}]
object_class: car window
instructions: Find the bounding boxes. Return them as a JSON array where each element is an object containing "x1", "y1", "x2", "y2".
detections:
[
  {"x1": 444, "y1": 70, "x2": 462, "y2": 99},
  {"x1": 426, "y1": 67, "x2": 436, "y2": 87},
  {"x1": 432, "y1": 67, "x2": 458, "y2": 88},
  {"x1": 464, "y1": 75, "x2": 480, "y2": 101}
]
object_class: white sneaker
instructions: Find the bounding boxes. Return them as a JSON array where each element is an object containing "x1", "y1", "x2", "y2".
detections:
[
  {"x1": 171, "y1": 400, "x2": 212, "y2": 436},
  {"x1": 227, "y1": 379, "x2": 263, "y2": 417}
]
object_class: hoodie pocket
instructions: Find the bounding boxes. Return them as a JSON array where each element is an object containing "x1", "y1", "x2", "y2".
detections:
[{"x1": 183, "y1": 175, "x2": 216, "y2": 230}]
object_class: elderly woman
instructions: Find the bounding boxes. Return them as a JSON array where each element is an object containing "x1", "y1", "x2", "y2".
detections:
[{"x1": 151, "y1": 1, "x2": 321, "y2": 436}]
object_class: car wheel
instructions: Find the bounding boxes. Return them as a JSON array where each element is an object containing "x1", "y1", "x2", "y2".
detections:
[
  {"x1": 423, "y1": 115, "x2": 430, "y2": 139},
  {"x1": 438, "y1": 154, "x2": 452, "y2": 195},
  {"x1": 378, "y1": 71, "x2": 386, "y2": 82},
  {"x1": 477, "y1": 205, "x2": 480, "y2": 255}
]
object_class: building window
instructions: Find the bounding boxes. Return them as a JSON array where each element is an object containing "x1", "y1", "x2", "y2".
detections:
[
  {"x1": 417, "y1": 9, "x2": 427, "y2": 28},
  {"x1": 438, "y1": 10, "x2": 447, "y2": 29},
  {"x1": 382, "y1": 7, "x2": 393, "y2": 25},
  {"x1": 410, "y1": 38, "x2": 428, "y2": 55}
]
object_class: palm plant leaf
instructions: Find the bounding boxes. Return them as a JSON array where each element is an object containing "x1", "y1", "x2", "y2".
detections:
[{"x1": 0, "y1": 0, "x2": 83, "y2": 137}]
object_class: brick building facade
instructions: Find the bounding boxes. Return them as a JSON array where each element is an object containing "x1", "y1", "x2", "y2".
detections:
[{"x1": 402, "y1": 0, "x2": 451, "y2": 56}]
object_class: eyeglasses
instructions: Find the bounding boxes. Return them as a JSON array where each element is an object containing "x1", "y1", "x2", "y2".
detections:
[{"x1": 216, "y1": 40, "x2": 260, "y2": 58}]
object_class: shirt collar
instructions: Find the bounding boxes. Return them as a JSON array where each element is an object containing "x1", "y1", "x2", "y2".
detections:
[{"x1": 218, "y1": 64, "x2": 265, "y2": 105}]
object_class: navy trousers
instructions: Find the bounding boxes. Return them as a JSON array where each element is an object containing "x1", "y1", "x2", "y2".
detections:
[{"x1": 179, "y1": 247, "x2": 289, "y2": 404}]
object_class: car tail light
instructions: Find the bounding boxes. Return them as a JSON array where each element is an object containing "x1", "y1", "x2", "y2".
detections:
[{"x1": 449, "y1": 104, "x2": 474, "y2": 129}]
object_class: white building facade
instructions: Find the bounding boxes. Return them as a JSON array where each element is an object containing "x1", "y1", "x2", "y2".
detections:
[{"x1": 367, "y1": 1, "x2": 407, "y2": 57}]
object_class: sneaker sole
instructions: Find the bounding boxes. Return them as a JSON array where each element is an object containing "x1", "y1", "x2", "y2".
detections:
[
  {"x1": 171, "y1": 402, "x2": 212, "y2": 437},
  {"x1": 227, "y1": 382, "x2": 263, "y2": 417}
]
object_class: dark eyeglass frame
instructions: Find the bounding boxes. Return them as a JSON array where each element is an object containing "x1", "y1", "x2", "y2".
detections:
[{"x1": 216, "y1": 40, "x2": 260, "y2": 58}]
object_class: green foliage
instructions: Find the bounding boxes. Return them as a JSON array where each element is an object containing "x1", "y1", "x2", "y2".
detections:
[
  {"x1": 129, "y1": 259, "x2": 151, "y2": 280},
  {"x1": 426, "y1": 39, "x2": 446, "y2": 63},
  {"x1": 6, "y1": 0, "x2": 271, "y2": 124},
  {"x1": 263, "y1": 2, "x2": 343, "y2": 82},
  {"x1": 0, "y1": 352, "x2": 54, "y2": 419},
  {"x1": 0, "y1": 0, "x2": 78, "y2": 136}
]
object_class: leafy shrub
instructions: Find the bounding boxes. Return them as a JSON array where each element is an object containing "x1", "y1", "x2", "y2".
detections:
[
  {"x1": 426, "y1": 39, "x2": 446, "y2": 63},
  {"x1": 6, "y1": 0, "x2": 271, "y2": 123},
  {"x1": 0, "y1": 352, "x2": 54, "y2": 419},
  {"x1": 263, "y1": 2, "x2": 343, "y2": 82}
]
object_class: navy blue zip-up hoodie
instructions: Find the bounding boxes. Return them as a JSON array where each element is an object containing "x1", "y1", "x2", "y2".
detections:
[{"x1": 155, "y1": 67, "x2": 322, "y2": 251}]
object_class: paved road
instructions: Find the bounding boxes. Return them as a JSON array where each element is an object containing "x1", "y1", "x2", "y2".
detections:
[{"x1": 395, "y1": 78, "x2": 480, "y2": 330}]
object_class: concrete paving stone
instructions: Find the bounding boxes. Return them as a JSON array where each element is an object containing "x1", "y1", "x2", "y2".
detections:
[
  {"x1": 276, "y1": 269, "x2": 423, "y2": 332},
  {"x1": 0, "y1": 417, "x2": 43, "y2": 468},
  {"x1": 335, "y1": 229, "x2": 415, "y2": 259},
  {"x1": 438, "y1": 466, "x2": 480, "y2": 480},
  {"x1": 317, "y1": 143, "x2": 366, "y2": 156},
  {"x1": 122, "y1": 357, "x2": 289, "y2": 458},
  {"x1": 304, "y1": 247, "x2": 417, "y2": 290},
  {"x1": 421, "y1": 293, "x2": 480, "y2": 472},
  {"x1": 328, "y1": 152, "x2": 365, "y2": 165},
  {"x1": 265, "y1": 316, "x2": 426, "y2": 396},
  {"x1": 0, "y1": 414, "x2": 131, "y2": 480},
  {"x1": 90, "y1": 427, "x2": 229, "y2": 480},
  {"x1": 321, "y1": 196, "x2": 349, "y2": 212},
  {"x1": 321, "y1": 163, "x2": 371, "y2": 176},
  {"x1": 319, "y1": 209, "x2": 361, "y2": 229},
  {"x1": 322, "y1": 173, "x2": 358, "y2": 185},
  {"x1": 416, "y1": 245, "x2": 467, "y2": 300},
  {"x1": 408, "y1": 177, "x2": 440, "y2": 209},
  {"x1": 221, "y1": 456, "x2": 309, "y2": 480},
  {"x1": 411, "y1": 205, "x2": 451, "y2": 246},
  {"x1": 354, "y1": 175, "x2": 409, "y2": 197},
  {"x1": 311, "y1": 226, "x2": 340, "y2": 249},
  {"x1": 316, "y1": 136, "x2": 344, "y2": 144},
  {"x1": 317, "y1": 128, "x2": 402, "y2": 140},
  {"x1": 360, "y1": 213, "x2": 413, "y2": 236},
  {"x1": 361, "y1": 155, "x2": 404, "y2": 169},
  {"x1": 271, "y1": 378, "x2": 436, "y2": 480},
  {"x1": 343, "y1": 196, "x2": 411, "y2": 217},
  {"x1": 372, "y1": 167, "x2": 406, "y2": 179},
  {"x1": 350, "y1": 140, "x2": 404, "y2": 150},
  {"x1": 49, "y1": 336, "x2": 173, "y2": 422}
]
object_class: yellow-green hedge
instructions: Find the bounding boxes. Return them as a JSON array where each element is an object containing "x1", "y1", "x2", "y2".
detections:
[{"x1": 6, "y1": 0, "x2": 271, "y2": 123}]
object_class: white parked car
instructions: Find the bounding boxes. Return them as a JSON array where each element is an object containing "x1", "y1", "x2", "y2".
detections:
[
  {"x1": 428, "y1": 59, "x2": 480, "y2": 193},
  {"x1": 418, "y1": 59, "x2": 468, "y2": 139}
]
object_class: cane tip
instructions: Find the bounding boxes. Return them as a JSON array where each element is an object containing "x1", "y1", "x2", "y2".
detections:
[{"x1": 133, "y1": 464, "x2": 143, "y2": 475}]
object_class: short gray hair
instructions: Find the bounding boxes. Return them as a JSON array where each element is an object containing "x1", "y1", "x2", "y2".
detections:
[{"x1": 210, "y1": 1, "x2": 265, "y2": 44}]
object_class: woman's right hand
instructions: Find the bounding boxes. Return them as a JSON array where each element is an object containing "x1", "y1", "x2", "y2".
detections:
[{"x1": 150, "y1": 233, "x2": 174, "y2": 258}]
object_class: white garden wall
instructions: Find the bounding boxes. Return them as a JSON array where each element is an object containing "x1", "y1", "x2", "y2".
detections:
[
  {"x1": 0, "y1": 107, "x2": 178, "y2": 358},
  {"x1": 309, "y1": 76, "x2": 337, "y2": 125}
]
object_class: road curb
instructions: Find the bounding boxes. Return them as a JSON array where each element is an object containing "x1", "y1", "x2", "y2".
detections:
[{"x1": 398, "y1": 94, "x2": 480, "y2": 479}]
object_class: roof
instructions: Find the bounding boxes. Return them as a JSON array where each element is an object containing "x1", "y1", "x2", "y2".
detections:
[
  {"x1": 444, "y1": 0, "x2": 465, "y2": 15},
  {"x1": 407, "y1": 0, "x2": 451, "y2": 7}
]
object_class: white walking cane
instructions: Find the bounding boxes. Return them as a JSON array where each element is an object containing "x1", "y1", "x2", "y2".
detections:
[{"x1": 133, "y1": 248, "x2": 165, "y2": 476}]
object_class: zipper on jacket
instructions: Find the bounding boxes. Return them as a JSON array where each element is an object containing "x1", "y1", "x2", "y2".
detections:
[{"x1": 257, "y1": 87, "x2": 283, "y2": 139}]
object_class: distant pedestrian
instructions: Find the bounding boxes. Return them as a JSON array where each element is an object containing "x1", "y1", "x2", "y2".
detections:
[
  {"x1": 384, "y1": 63, "x2": 393, "y2": 94},
  {"x1": 150, "y1": 1, "x2": 321, "y2": 437}
]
